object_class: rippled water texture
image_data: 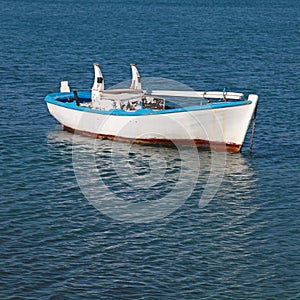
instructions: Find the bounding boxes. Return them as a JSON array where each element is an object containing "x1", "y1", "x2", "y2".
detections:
[{"x1": 1, "y1": 0, "x2": 299, "y2": 299}]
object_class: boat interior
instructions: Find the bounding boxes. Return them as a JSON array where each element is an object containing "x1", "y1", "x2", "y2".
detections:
[{"x1": 57, "y1": 63, "x2": 246, "y2": 112}]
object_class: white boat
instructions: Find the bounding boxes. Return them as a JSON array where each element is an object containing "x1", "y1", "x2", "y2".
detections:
[{"x1": 45, "y1": 64, "x2": 258, "y2": 153}]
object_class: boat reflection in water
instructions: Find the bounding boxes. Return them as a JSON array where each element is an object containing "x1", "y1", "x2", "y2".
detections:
[{"x1": 47, "y1": 130, "x2": 258, "y2": 223}]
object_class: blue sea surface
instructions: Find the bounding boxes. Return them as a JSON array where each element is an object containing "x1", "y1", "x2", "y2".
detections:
[{"x1": 1, "y1": 0, "x2": 300, "y2": 299}]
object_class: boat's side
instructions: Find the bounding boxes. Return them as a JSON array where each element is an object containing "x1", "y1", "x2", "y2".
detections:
[{"x1": 45, "y1": 93, "x2": 258, "y2": 152}]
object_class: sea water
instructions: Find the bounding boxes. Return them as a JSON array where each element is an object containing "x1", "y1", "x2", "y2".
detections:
[{"x1": 0, "y1": 0, "x2": 299, "y2": 299}]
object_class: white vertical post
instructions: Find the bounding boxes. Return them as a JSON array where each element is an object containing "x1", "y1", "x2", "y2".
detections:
[
  {"x1": 130, "y1": 64, "x2": 142, "y2": 90},
  {"x1": 92, "y1": 63, "x2": 104, "y2": 106}
]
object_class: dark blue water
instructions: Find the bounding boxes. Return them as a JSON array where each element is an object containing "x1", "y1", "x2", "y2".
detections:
[{"x1": 1, "y1": 0, "x2": 300, "y2": 299}]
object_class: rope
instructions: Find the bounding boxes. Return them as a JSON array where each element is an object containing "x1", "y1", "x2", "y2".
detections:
[{"x1": 249, "y1": 102, "x2": 258, "y2": 154}]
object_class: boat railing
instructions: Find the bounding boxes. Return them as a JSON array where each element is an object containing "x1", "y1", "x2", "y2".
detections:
[
  {"x1": 102, "y1": 89, "x2": 142, "y2": 94},
  {"x1": 145, "y1": 90, "x2": 244, "y2": 100},
  {"x1": 100, "y1": 88, "x2": 243, "y2": 100}
]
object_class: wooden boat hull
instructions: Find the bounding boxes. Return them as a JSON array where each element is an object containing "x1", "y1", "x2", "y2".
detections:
[{"x1": 45, "y1": 92, "x2": 258, "y2": 153}]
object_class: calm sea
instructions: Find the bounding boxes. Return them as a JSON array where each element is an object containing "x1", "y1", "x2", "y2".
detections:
[{"x1": 1, "y1": 0, "x2": 300, "y2": 299}]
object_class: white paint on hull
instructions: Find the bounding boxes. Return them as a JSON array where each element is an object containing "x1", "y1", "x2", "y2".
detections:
[{"x1": 47, "y1": 95, "x2": 258, "y2": 150}]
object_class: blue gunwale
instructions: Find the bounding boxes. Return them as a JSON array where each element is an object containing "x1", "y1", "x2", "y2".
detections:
[{"x1": 45, "y1": 92, "x2": 252, "y2": 116}]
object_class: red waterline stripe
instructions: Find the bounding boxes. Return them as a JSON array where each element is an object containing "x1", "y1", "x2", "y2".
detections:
[{"x1": 62, "y1": 125, "x2": 241, "y2": 153}]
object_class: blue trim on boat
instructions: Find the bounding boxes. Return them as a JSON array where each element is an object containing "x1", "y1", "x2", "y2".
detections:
[{"x1": 44, "y1": 92, "x2": 252, "y2": 116}]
